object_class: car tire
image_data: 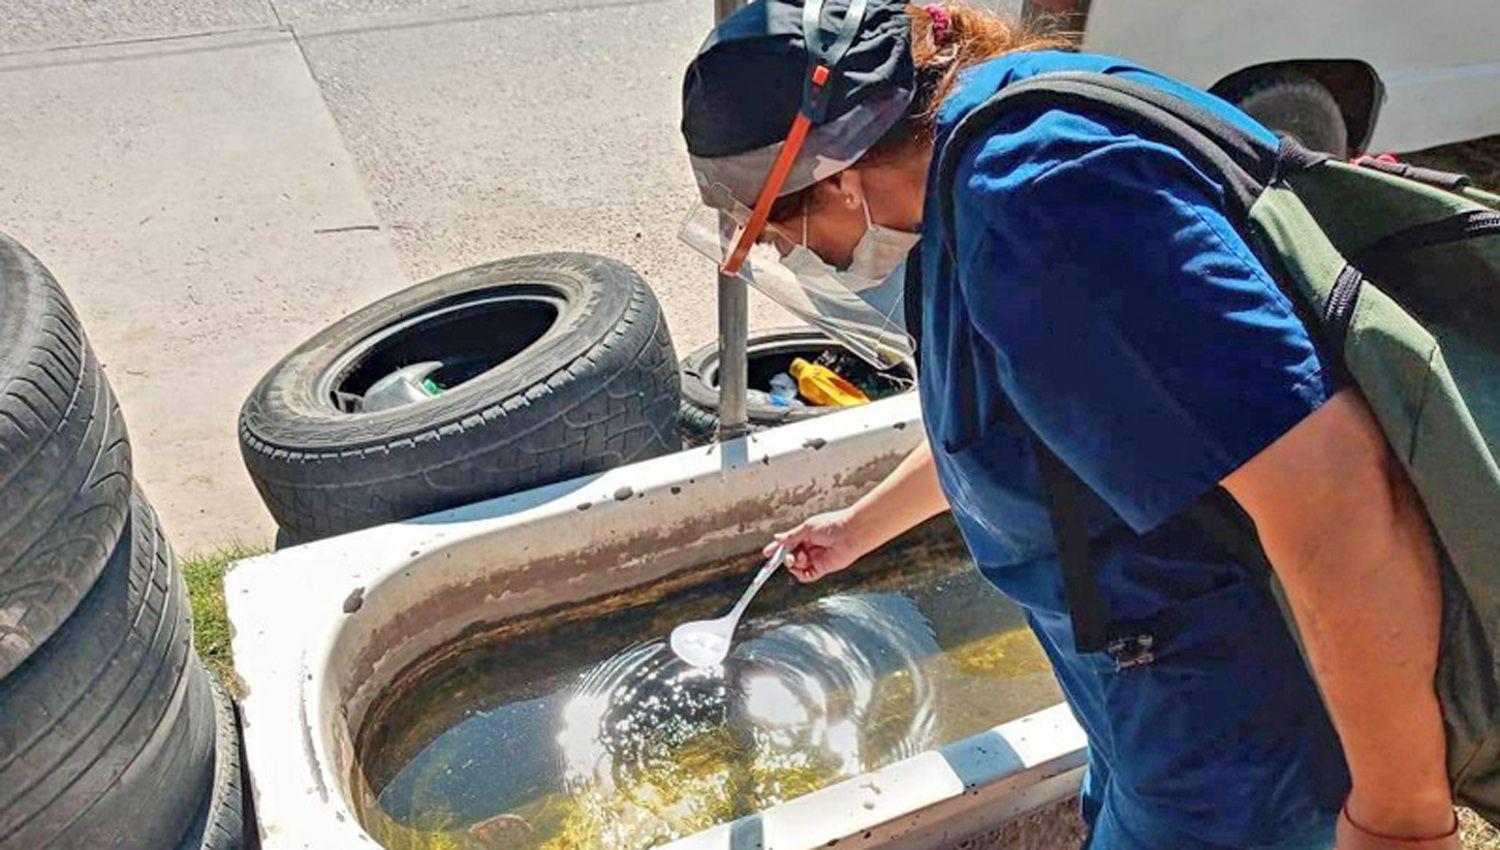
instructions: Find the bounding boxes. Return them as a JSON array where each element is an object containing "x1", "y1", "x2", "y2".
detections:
[
  {"x1": 0, "y1": 490, "x2": 215, "y2": 849},
  {"x1": 1222, "y1": 69, "x2": 1349, "y2": 157},
  {"x1": 678, "y1": 326, "x2": 916, "y2": 444},
  {"x1": 176, "y1": 678, "x2": 251, "y2": 850},
  {"x1": 0, "y1": 231, "x2": 132, "y2": 679},
  {"x1": 239, "y1": 253, "x2": 681, "y2": 541}
]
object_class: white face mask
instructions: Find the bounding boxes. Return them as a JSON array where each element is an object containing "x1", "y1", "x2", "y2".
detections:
[
  {"x1": 781, "y1": 242, "x2": 831, "y2": 278},
  {"x1": 786, "y1": 197, "x2": 918, "y2": 287},
  {"x1": 846, "y1": 197, "x2": 921, "y2": 282},
  {"x1": 781, "y1": 205, "x2": 908, "y2": 333},
  {"x1": 678, "y1": 183, "x2": 914, "y2": 368},
  {"x1": 782, "y1": 201, "x2": 837, "y2": 279}
]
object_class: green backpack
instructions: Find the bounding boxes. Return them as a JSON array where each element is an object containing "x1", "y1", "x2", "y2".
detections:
[{"x1": 922, "y1": 71, "x2": 1500, "y2": 819}]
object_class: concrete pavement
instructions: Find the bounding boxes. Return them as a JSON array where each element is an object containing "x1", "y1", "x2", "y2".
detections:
[
  {"x1": 2, "y1": 0, "x2": 277, "y2": 52},
  {"x1": 283, "y1": 0, "x2": 785, "y2": 340},
  {"x1": 0, "y1": 0, "x2": 777, "y2": 552}
]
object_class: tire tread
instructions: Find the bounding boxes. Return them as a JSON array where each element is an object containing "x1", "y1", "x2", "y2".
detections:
[
  {"x1": 176, "y1": 677, "x2": 248, "y2": 850},
  {"x1": 0, "y1": 232, "x2": 132, "y2": 677},
  {"x1": 0, "y1": 492, "x2": 211, "y2": 849},
  {"x1": 240, "y1": 255, "x2": 680, "y2": 540}
]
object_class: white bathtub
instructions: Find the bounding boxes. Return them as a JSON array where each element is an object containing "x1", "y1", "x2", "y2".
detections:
[{"x1": 226, "y1": 394, "x2": 1086, "y2": 849}]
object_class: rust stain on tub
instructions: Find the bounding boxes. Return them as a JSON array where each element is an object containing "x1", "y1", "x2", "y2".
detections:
[
  {"x1": 342, "y1": 449, "x2": 908, "y2": 742},
  {"x1": 297, "y1": 668, "x2": 330, "y2": 802}
]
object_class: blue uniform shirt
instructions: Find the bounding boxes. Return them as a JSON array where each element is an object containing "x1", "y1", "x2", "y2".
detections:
[{"x1": 917, "y1": 52, "x2": 1351, "y2": 848}]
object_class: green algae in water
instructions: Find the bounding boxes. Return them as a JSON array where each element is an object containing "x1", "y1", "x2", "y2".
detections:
[{"x1": 354, "y1": 519, "x2": 1061, "y2": 849}]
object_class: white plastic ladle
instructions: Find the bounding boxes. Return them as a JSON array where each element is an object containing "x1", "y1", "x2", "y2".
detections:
[{"x1": 669, "y1": 546, "x2": 788, "y2": 667}]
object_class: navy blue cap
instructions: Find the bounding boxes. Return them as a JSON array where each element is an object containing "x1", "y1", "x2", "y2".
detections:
[{"x1": 681, "y1": 0, "x2": 914, "y2": 159}]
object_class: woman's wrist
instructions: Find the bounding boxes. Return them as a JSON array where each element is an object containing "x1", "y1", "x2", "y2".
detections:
[
  {"x1": 1338, "y1": 802, "x2": 1458, "y2": 849},
  {"x1": 840, "y1": 439, "x2": 949, "y2": 560},
  {"x1": 1344, "y1": 787, "x2": 1457, "y2": 841},
  {"x1": 841, "y1": 500, "x2": 899, "y2": 559}
]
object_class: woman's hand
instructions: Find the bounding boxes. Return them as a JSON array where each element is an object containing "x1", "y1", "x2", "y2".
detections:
[
  {"x1": 763, "y1": 508, "x2": 877, "y2": 583},
  {"x1": 766, "y1": 438, "x2": 950, "y2": 584}
]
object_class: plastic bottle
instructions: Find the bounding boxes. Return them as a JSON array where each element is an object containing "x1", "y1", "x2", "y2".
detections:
[
  {"x1": 749, "y1": 378, "x2": 805, "y2": 410},
  {"x1": 788, "y1": 357, "x2": 870, "y2": 407},
  {"x1": 768, "y1": 373, "x2": 802, "y2": 408}
]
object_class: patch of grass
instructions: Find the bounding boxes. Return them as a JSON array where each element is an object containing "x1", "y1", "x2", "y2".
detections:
[{"x1": 182, "y1": 543, "x2": 266, "y2": 696}]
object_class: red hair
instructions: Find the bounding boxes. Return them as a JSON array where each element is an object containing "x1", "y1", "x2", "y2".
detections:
[
  {"x1": 905, "y1": 2, "x2": 1075, "y2": 124},
  {"x1": 769, "y1": 4, "x2": 1073, "y2": 218}
]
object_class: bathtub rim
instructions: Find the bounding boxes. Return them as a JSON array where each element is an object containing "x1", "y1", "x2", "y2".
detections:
[{"x1": 225, "y1": 394, "x2": 1087, "y2": 849}]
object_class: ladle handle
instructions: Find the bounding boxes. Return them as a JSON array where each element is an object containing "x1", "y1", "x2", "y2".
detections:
[{"x1": 728, "y1": 546, "x2": 786, "y2": 622}]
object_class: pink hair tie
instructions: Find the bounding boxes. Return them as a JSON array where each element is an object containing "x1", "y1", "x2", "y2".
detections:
[{"x1": 924, "y1": 4, "x2": 953, "y2": 44}]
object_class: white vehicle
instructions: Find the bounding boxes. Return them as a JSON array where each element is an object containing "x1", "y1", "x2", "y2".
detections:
[{"x1": 1021, "y1": 0, "x2": 1500, "y2": 156}]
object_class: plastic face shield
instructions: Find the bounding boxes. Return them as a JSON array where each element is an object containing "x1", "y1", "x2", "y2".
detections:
[
  {"x1": 680, "y1": 184, "x2": 913, "y2": 369},
  {"x1": 677, "y1": 0, "x2": 912, "y2": 370}
]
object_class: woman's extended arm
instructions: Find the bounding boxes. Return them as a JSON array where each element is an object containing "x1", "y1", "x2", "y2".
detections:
[
  {"x1": 768, "y1": 437, "x2": 949, "y2": 582},
  {"x1": 1223, "y1": 388, "x2": 1456, "y2": 845}
]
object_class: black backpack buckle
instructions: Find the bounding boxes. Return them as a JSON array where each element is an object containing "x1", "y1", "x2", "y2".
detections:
[{"x1": 1107, "y1": 634, "x2": 1156, "y2": 671}]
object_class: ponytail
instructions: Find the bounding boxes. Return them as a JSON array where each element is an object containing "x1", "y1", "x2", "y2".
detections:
[
  {"x1": 908, "y1": 2, "x2": 1074, "y2": 120},
  {"x1": 857, "y1": 3, "x2": 1072, "y2": 165}
]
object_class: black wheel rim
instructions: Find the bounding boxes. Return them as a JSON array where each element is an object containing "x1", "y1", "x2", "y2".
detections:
[
  {"x1": 702, "y1": 337, "x2": 915, "y2": 401},
  {"x1": 318, "y1": 286, "x2": 567, "y2": 414}
]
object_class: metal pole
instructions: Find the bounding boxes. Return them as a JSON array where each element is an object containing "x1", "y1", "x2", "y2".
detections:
[
  {"x1": 714, "y1": 0, "x2": 746, "y2": 23},
  {"x1": 714, "y1": 0, "x2": 751, "y2": 441},
  {"x1": 715, "y1": 269, "x2": 750, "y2": 441}
]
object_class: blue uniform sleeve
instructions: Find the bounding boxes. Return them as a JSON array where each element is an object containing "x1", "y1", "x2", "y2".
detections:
[{"x1": 950, "y1": 111, "x2": 1339, "y2": 533}]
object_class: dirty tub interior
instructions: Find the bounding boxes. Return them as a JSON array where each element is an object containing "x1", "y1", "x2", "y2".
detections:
[
  {"x1": 226, "y1": 395, "x2": 1087, "y2": 850},
  {"x1": 353, "y1": 518, "x2": 1062, "y2": 849}
]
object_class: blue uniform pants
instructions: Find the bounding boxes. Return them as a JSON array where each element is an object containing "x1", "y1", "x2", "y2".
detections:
[{"x1": 1081, "y1": 754, "x2": 1338, "y2": 850}]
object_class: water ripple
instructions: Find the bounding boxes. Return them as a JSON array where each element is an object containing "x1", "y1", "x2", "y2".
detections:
[{"x1": 553, "y1": 591, "x2": 940, "y2": 845}]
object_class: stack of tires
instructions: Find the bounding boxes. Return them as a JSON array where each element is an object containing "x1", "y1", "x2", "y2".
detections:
[{"x1": 0, "y1": 233, "x2": 249, "y2": 849}]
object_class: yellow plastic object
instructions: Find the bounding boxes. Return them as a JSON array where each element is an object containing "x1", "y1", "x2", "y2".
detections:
[{"x1": 788, "y1": 357, "x2": 869, "y2": 407}]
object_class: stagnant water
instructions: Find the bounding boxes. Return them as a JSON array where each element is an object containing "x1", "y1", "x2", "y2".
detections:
[{"x1": 354, "y1": 519, "x2": 1062, "y2": 850}]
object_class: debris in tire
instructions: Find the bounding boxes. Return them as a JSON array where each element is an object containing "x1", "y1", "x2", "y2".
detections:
[{"x1": 678, "y1": 326, "x2": 916, "y2": 445}]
